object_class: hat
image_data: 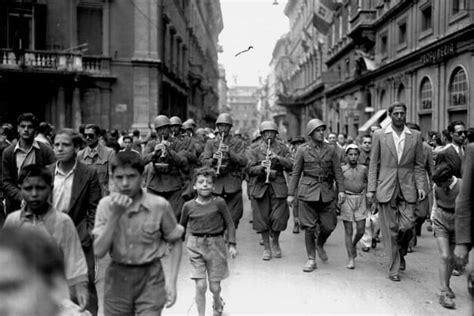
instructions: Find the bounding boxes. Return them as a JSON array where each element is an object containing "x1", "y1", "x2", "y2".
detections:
[{"x1": 345, "y1": 144, "x2": 360, "y2": 154}]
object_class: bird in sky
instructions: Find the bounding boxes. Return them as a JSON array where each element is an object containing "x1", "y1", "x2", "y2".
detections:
[{"x1": 235, "y1": 46, "x2": 254, "y2": 57}]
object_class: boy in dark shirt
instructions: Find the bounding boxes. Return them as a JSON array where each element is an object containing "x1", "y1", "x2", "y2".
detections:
[
  {"x1": 180, "y1": 167, "x2": 237, "y2": 316},
  {"x1": 431, "y1": 163, "x2": 461, "y2": 309}
]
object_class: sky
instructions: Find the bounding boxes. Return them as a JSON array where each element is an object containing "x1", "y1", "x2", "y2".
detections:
[{"x1": 218, "y1": 0, "x2": 289, "y2": 87}]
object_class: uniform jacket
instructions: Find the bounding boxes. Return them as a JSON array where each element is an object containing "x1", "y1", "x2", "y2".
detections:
[
  {"x1": 368, "y1": 126, "x2": 425, "y2": 203},
  {"x1": 248, "y1": 139, "x2": 292, "y2": 199},
  {"x1": 455, "y1": 143, "x2": 473, "y2": 246},
  {"x1": 1, "y1": 141, "x2": 55, "y2": 213},
  {"x1": 200, "y1": 134, "x2": 247, "y2": 194},
  {"x1": 48, "y1": 161, "x2": 101, "y2": 247},
  {"x1": 435, "y1": 144, "x2": 463, "y2": 178},
  {"x1": 77, "y1": 143, "x2": 115, "y2": 196},
  {"x1": 143, "y1": 137, "x2": 188, "y2": 192},
  {"x1": 288, "y1": 141, "x2": 344, "y2": 203}
]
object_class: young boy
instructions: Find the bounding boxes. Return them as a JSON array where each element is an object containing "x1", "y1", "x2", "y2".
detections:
[
  {"x1": 431, "y1": 163, "x2": 461, "y2": 309},
  {"x1": 340, "y1": 144, "x2": 369, "y2": 269},
  {"x1": 93, "y1": 151, "x2": 184, "y2": 315},
  {"x1": 4, "y1": 165, "x2": 89, "y2": 311},
  {"x1": 180, "y1": 167, "x2": 237, "y2": 316}
]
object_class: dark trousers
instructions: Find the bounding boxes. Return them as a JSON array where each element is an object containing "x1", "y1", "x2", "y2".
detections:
[
  {"x1": 298, "y1": 199, "x2": 337, "y2": 246},
  {"x1": 148, "y1": 188, "x2": 184, "y2": 222},
  {"x1": 215, "y1": 190, "x2": 243, "y2": 229},
  {"x1": 84, "y1": 245, "x2": 98, "y2": 315},
  {"x1": 253, "y1": 186, "x2": 289, "y2": 233}
]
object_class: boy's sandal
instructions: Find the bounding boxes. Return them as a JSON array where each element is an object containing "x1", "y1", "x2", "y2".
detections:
[
  {"x1": 439, "y1": 291, "x2": 455, "y2": 309},
  {"x1": 213, "y1": 297, "x2": 225, "y2": 316}
]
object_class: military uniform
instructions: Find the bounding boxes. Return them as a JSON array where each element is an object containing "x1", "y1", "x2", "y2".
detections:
[
  {"x1": 288, "y1": 140, "x2": 345, "y2": 246},
  {"x1": 200, "y1": 134, "x2": 247, "y2": 228},
  {"x1": 143, "y1": 136, "x2": 188, "y2": 221},
  {"x1": 77, "y1": 143, "x2": 115, "y2": 196},
  {"x1": 248, "y1": 138, "x2": 292, "y2": 233}
]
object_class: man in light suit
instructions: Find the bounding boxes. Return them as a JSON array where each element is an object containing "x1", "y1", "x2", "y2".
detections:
[{"x1": 367, "y1": 102, "x2": 426, "y2": 282}]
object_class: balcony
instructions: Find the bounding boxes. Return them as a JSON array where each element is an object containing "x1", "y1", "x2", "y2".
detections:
[
  {"x1": 348, "y1": 10, "x2": 377, "y2": 45},
  {"x1": 0, "y1": 49, "x2": 111, "y2": 75}
]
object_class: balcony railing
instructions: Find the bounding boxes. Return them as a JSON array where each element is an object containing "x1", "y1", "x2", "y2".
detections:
[{"x1": 0, "y1": 49, "x2": 111, "y2": 75}]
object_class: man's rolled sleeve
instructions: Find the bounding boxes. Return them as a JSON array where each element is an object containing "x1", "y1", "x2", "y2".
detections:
[{"x1": 161, "y1": 201, "x2": 184, "y2": 242}]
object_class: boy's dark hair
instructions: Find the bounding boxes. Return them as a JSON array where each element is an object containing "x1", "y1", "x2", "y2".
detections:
[
  {"x1": 84, "y1": 124, "x2": 101, "y2": 136},
  {"x1": 19, "y1": 164, "x2": 53, "y2": 187},
  {"x1": 122, "y1": 135, "x2": 133, "y2": 142},
  {"x1": 447, "y1": 120, "x2": 465, "y2": 134},
  {"x1": 17, "y1": 113, "x2": 38, "y2": 128},
  {"x1": 110, "y1": 151, "x2": 145, "y2": 174},
  {"x1": 37, "y1": 122, "x2": 53, "y2": 135},
  {"x1": 442, "y1": 129, "x2": 452, "y2": 142},
  {"x1": 467, "y1": 128, "x2": 474, "y2": 143},
  {"x1": 133, "y1": 129, "x2": 140, "y2": 137},
  {"x1": 54, "y1": 128, "x2": 84, "y2": 148},
  {"x1": 0, "y1": 227, "x2": 65, "y2": 286},
  {"x1": 432, "y1": 163, "x2": 454, "y2": 185},
  {"x1": 193, "y1": 167, "x2": 216, "y2": 184},
  {"x1": 388, "y1": 101, "x2": 407, "y2": 115}
]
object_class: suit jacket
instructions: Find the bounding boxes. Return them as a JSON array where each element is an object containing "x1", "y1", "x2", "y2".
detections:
[
  {"x1": 1, "y1": 141, "x2": 55, "y2": 213},
  {"x1": 48, "y1": 161, "x2": 101, "y2": 247},
  {"x1": 77, "y1": 143, "x2": 115, "y2": 196},
  {"x1": 288, "y1": 141, "x2": 344, "y2": 203},
  {"x1": 455, "y1": 143, "x2": 473, "y2": 246},
  {"x1": 368, "y1": 126, "x2": 425, "y2": 203},
  {"x1": 200, "y1": 135, "x2": 247, "y2": 194},
  {"x1": 435, "y1": 144, "x2": 463, "y2": 178},
  {"x1": 247, "y1": 139, "x2": 292, "y2": 199}
]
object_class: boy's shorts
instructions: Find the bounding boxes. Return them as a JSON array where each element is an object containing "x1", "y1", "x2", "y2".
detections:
[
  {"x1": 340, "y1": 193, "x2": 368, "y2": 222},
  {"x1": 432, "y1": 208, "x2": 456, "y2": 244},
  {"x1": 187, "y1": 235, "x2": 229, "y2": 282}
]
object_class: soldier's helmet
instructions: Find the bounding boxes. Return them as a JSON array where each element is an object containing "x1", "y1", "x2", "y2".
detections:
[
  {"x1": 169, "y1": 116, "x2": 182, "y2": 126},
  {"x1": 305, "y1": 119, "x2": 326, "y2": 136},
  {"x1": 184, "y1": 118, "x2": 197, "y2": 127},
  {"x1": 182, "y1": 121, "x2": 194, "y2": 130},
  {"x1": 153, "y1": 115, "x2": 170, "y2": 129},
  {"x1": 216, "y1": 113, "x2": 233, "y2": 126},
  {"x1": 251, "y1": 130, "x2": 261, "y2": 142},
  {"x1": 259, "y1": 121, "x2": 278, "y2": 133}
]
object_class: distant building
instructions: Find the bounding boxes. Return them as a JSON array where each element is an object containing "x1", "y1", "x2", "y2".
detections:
[
  {"x1": 227, "y1": 86, "x2": 259, "y2": 136},
  {"x1": 217, "y1": 64, "x2": 229, "y2": 113},
  {"x1": 0, "y1": 0, "x2": 223, "y2": 131}
]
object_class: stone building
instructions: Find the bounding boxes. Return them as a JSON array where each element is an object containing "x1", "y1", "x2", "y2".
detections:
[
  {"x1": 0, "y1": 0, "x2": 223, "y2": 131},
  {"x1": 227, "y1": 86, "x2": 259, "y2": 136}
]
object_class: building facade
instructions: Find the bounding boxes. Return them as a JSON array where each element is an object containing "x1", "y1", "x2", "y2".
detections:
[
  {"x1": 0, "y1": 0, "x2": 223, "y2": 131},
  {"x1": 227, "y1": 86, "x2": 259, "y2": 136},
  {"x1": 217, "y1": 64, "x2": 229, "y2": 113}
]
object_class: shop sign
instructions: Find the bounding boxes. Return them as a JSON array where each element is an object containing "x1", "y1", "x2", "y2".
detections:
[{"x1": 420, "y1": 42, "x2": 456, "y2": 65}]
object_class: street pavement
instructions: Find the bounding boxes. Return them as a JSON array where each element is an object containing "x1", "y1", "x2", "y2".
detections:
[{"x1": 161, "y1": 184, "x2": 472, "y2": 315}]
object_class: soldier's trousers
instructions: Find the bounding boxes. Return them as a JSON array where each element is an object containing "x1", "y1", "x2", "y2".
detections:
[
  {"x1": 298, "y1": 199, "x2": 337, "y2": 246},
  {"x1": 252, "y1": 186, "x2": 289, "y2": 233},
  {"x1": 378, "y1": 201, "x2": 415, "y2": 277},
  {"x1": 214, "y1": 190, "x2": 243, "y2": 229},
  {"x1": 148, "y1": 188, "x2": 184, "y2": 222}
]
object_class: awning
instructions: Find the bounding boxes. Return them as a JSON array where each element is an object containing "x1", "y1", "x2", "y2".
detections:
[
  {"x1": 381, "y1": 116, "x2": 391, "y2": 129},
  {"x1": 358, "y1": 109, "x2": 387, "y2": 132}
]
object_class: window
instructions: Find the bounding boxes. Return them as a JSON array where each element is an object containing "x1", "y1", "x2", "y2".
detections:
[
  {"x1": 421, "y1": 5, "x2": 432, "y2": 32},
  {"x1": 449, "y1": 67, "x2": 468, "y2": 107},
  {"x1": 398, "y1": 22, "x2": 407, "y2": 45},
  {"x1": 420, "y1": 77, "x2": 433, "y2": 110},
  {"x1": 77, "y1": 6, "x2": 103, "y2": 55},
  {"x1": 452, "y1": 0, "x2": 467, "y2": 15},
  {"x1": 337, "y1": 65, "x2": 342, "y2": 80},
  {"x1": 345, "y1": 58, "x2": 350, "y2": 78},
  {"x1": 380, "y1": 34, "x2": 388, "y2": 56}
]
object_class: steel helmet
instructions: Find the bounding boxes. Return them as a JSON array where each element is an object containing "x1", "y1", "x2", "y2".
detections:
[
  {"x1": 216, "y1": 113, "x2": 233, "y2": 126},
  {"x1": 169, "y1": 116, "x2": 182, "y2": 126},
  {"x1": 182, "y1": 121, "x2": 194, "y2": 130},
  {"x1": 153, "y1": 115, "x2": 170, "y2": 129},
  {"x1": 184, "y1": 118, "x2": 197, "y2": 127},
  {"x1": 251, "y1": 130, "x2": 261, "y2": 141},
  {"x1": 259, "y1": 121, "x2": 278, "y2": 133},
  {"x1": 305, "y1": 118, "x2": 326, "y2": 136},
  {"x1": 195, "y1": 128, "x2": 206, "y2": 136}
]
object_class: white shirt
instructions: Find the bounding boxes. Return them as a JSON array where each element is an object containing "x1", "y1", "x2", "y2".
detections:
[
  {"x1": 53, "y1": 161, "x2": 77, "y2": 213},
  {"x1": 14, "y1": 141, "x2": 40, "y2": 175},
  {"x1": 385, "y1": 125, "x2": 412, "y2": 163}
]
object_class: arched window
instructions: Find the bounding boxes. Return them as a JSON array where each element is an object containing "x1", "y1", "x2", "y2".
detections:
[
  {"x1": 449, "y1": 67, "x2": 468, "y2": 107},
  {"x1": 420, "y1": 77, "x2": 432, "y2": 110},
  {"x1": 397, "y1": 84, "x2": 406, "y2": 104}
]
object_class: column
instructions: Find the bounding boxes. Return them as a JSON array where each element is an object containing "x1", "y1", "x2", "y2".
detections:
[
  {"x1": 57, "y1": 87, "x2": 66, "y2": 129},
  {"x1": 72, "y1": 87, "x2": 82, "y2": 130}
]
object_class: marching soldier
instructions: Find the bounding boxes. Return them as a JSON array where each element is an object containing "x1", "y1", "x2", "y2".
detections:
[
  {"x1": 143, "y1": 115, "x2": 188, "y2": 220},
  {"x1": 200, "y1": 113, "x2": 247, "y2": 228},
  {"x1": 248, "y1": 121, "x2": 292, "y2": 260},
  {"x1": 288, "y1": 136, "x2": 307, "y2": 234},
  {"x1": 288, "y1": 119, "x2": 345, "y2": 272}
]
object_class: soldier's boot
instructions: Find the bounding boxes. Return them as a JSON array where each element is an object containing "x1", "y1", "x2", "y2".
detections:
[
  {"x1": 271, "y1": 231, "x2": 282, "y2": 258},
  {"x1": 262, "y1": 231, "x2": 272, "y2": 261}
]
